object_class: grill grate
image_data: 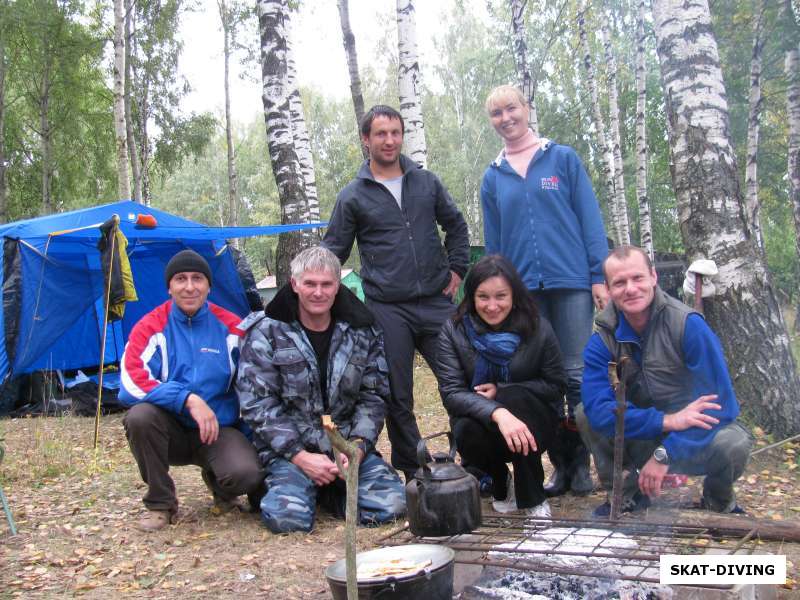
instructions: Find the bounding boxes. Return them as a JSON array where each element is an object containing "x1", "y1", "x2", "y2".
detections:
[{"x1": 379, "y1": 515, "x2": 759, "y2": 585}]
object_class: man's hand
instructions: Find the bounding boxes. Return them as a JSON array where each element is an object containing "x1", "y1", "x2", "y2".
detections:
[
  {"x1": 492, "y1": 408, "x2": 537, "y2": 456},
  {"x1": 592, "y1": 283, "x2": 609, "y2": 310},
  {"x1": 474, "y1": 383, "x2": 497, "y2": 401},
  {"x1": 442, "y1": 270, "x2": 462, "y2": 300},
  {"x1": 638, "y1": 456, "x2": 669, "y2": 498},
  {"x1": 338, "y1": 448, "x2": 366, "y2": 479},
  {"x1": 186, "y1": 393, "x2": 219, "y2": 445},
  {"x1": 663, "y1": 395, "x2": 721, "y2": 432},
  {"x1": 291, "y1": 450, "x2": 339, "y2": 486}
]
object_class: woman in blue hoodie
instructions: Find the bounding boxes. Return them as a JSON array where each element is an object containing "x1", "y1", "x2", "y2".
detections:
[{"x1": 480, "y1": 85, "x2": 609, "y2": 498}]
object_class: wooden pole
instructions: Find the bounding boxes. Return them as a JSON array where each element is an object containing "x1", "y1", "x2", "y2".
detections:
[
  {"x1": 608, "y1": 361, "x2": 627, "y2": 520},
  {"x1": 323, "y1": 415, "x2": 361, "y2": 600},
  {"x1": 644, "y1": 509, "x2": 800, "y2": 543}
]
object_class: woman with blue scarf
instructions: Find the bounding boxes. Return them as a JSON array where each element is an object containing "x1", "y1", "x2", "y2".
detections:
[{"x1": 436, "y1": 255, "x2": 567, "y2": 517}]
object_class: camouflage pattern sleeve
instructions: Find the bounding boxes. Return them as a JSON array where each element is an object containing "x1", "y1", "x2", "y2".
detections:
[
  {"x1": 347, "y1": 327, "x2": 389, "y2": 449},
  {"x1": 236, "y1": 322, "x2": 305, "y2": 460}
]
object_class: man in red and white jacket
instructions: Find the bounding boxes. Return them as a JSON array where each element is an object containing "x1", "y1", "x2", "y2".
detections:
[{"x1": 120, "y1": 249, "x2": 263, "y2": 532}]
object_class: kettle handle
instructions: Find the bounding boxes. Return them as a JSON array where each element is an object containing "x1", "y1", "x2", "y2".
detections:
[{"x1": 415, "y1": 430, "x2": 457, "y2": 478}]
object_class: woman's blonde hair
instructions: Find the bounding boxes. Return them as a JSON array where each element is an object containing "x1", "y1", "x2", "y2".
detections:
[{"x1": 485, "y1": 85, "x2": 527, "y2": 114}]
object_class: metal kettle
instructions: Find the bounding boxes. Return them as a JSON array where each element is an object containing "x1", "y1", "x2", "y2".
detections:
[{"x1": 405, "y1": 431, "x2": 482, "y2": 537}]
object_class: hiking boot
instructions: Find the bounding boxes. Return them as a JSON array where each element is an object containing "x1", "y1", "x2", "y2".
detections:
[
  {"x1": 492, "y1": 472, "x2": 518, "y2": 514},
  {"x1": 592, "y1": 491, "x2": 651, "y2": 518},
  {"x1": 135, "y1": 509, "x2": 173, "y2": 532},
  {"x1": 202, "y1": 469, "x2": 246, "y2": 514},
  {"x1": 568, "y1": 443, "x2": 594, "y2": 496},
  {"x1": 524, "y1": 500, "x2": 552, "y2": 519}
]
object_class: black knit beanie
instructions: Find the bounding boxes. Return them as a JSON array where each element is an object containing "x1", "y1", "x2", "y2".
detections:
[{"x1": 164, "y1": 249, "x2": 212, "y2": 287}]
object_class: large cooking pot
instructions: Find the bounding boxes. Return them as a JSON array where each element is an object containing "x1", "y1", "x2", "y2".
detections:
[
  {"x1": 325, "y1": 544, "x2": 454, "y2": 599},
  {"x1": 405, "y1": 431, "x2": 481, "y2": 537}
]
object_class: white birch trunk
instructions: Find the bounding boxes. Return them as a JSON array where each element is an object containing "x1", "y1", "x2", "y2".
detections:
[
  {"x1": 113, "y1": 0, "x2": 131, "y2": 200},
  {"x1": 578, "y1": 2, "x2": 619, "y2": 244},
  {"x1": 510, "y1": 0, "x2": 539, "y2": 135},
  {"x1": 124, "y1": 0, "x2": 142, "y2": 204},
  {"x1": 783, "y1": 0, "x2": 800, "y2": 291},
  {"x1": 653, "y1": 0, "x2": 800, "y2": 436},
  {"x1": 258, "y1": 0, "x2": 309, "y2": 284},
  {"x1": 396, "y1": 0, "x2": 427, "y2": 168},
  {"x1": 219, "y1": 0, "x2": 239, "y2": 232},
  {"x1": 286, "y1": 33, "x2": 320, "y2": 241},
  {"x1": 337, "y1": 0, "x2": 367, "y2": 158},
  {"x1": 745, "y1": 0, "x2": 765, "y2": 251},
  {"x1": 602, "y1": 22, "x2": 631, "y2": 245},
  {"x1": 40, "y1": 52, "x2": 53, "y2": 214},
  {"x1": 635, "y1": 0, "x2": 653, "y2": 260}
]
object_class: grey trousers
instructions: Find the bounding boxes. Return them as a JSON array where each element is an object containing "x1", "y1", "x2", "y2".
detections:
[
  {"x1": 575, "y1": 404, "x2": 753, "y2": 512},
  {"x1": 367, "y1": 294, "x2": 455, "y2": 473}
]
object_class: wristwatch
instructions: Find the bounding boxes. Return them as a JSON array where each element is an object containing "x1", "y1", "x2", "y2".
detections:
[{"x1": 653, "y1": 445, "x2": 670, "y2": 465}]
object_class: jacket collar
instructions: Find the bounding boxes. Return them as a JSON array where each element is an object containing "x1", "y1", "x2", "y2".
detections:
[
  {"x1": 492, "y1": 137, "x2": 552, "y2": 168},
  {"x1": 169, "y1": 300, "x2": 209, "y2": 323},
  {"x1": 265, "y1": 282, "x2": 375, "y2": 328},
  {"x1": 356, "y1": 153, "x2": 421, "y2": 181}
]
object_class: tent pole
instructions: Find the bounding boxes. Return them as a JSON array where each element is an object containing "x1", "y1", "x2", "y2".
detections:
[{"x1": 93, "y1": 216, "x2": 119, "y2": 450}]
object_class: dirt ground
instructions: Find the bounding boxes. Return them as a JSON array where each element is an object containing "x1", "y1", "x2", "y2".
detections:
[{"x1": 1, "y1": 364, "x2": 799, "y2": 598}]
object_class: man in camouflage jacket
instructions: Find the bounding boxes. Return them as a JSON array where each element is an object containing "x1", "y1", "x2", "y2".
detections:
[{"x1": 237, "y1": 247, "x2": 406, "y2": 533}]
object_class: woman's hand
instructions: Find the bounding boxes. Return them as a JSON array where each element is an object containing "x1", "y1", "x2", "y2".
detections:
[
  {"x1": 474, "y1": 383, "x2": 497, "y2": 400},
  {"x1": 491, "y1": 408, "x2": 537, "y2": 456}
]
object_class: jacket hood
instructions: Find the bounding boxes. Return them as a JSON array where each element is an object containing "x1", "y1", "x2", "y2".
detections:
[
  {"x1": 265, "y1": 281, "x2": 375, "y2": 328},
  {"x1": 595, "y1": 285, "x2": 672, "y2": 334},
  {"x1": 356, "y1": 153, "x2": 422, "y2": 181}
]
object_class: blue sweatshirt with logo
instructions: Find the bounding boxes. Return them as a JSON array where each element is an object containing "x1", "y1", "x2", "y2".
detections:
[{"x1": 480, "y1": 140, "x2": 608, "y2": 291}]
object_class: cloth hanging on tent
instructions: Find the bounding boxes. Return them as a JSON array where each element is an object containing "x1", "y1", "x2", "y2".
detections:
[{"x1": 98, "y1": 216, "x2": 138, "y2": 321}]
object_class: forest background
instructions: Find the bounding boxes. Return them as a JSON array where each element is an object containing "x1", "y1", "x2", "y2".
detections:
[{"x1": 2, "y1": 0, "x2": 800, "y2": 436}]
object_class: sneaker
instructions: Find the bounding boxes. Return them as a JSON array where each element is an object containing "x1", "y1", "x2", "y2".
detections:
[
  {"x1": 592, "y1": 491, "x2": 651, "y2": 518},
  {"x1": 524, "y1": 500, "x2": 551, "y2": 519},
  {"x1": 135, "y1": 509, "x2": 173, "y2": 532},
  {"x1": 492, "y1": 473, "x2": 517, "y2": 513}
]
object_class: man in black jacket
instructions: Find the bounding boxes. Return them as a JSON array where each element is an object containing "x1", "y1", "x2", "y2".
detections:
[{"x1": 323, "y1": 105, "x2": 470, "y2": 480}]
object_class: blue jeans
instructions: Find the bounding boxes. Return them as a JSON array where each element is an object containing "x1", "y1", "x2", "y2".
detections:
[{"x1": 530, "y1": 289, "x2": 594, "y2": 419}]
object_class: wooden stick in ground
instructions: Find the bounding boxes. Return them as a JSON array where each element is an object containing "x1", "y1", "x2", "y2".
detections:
[
  {"x1": 322, "y1": 415, "x2": 361, "y2": 600},
  {"x1": 608, "y1": 360, "x2": 627, "y2": 521},
  {"x1": 643, "y1": 509, "x2": 800, "y2": 543}
]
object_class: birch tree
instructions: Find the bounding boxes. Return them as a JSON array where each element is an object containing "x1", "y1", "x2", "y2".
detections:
[
  {"x1": 337, "y1": 0, "x2": 367, "y2": 157},
  {"x1": 287, "y1": 33, "x2": 320, "y2": 240},
  {"x1": 124, "y1": 0, "x2": 142, "y2": 203},
  {"x1": 601, "y1": 21, "x2": 630, "y2": 245},
  {"x1": 258, "y1": 0, "x2": 309, "y2": 284},
  {"x1": 113, "y1": 0, "x2": 131, "y2": 200},
  {"x1": 653, "y1": 0, "x2": 800, "y2": 436},
  {"x1": 745, "y1": 0, "x2": 766, "y2": 251},
  {"x1": 218, "y1": 0, "x2": 239, "y2": 227},
  {"x1": 783, "y1": 0, "x2": 800, "y2": 299},
  {"x1": 509, "y1": 0, "x2": 539, "y2": 135},
  {"x1": 577, "y1": 2, "x2": 621, "y2": 244},
  {"x1": 396, "y1": 0, "x2": 427, "y2": 168},
  {"x1": 0, "y1": 3, "x2": 7, "y2": 223},
  {"x1": 634, "y1": 0, "x2": 652, "y2": 259}
]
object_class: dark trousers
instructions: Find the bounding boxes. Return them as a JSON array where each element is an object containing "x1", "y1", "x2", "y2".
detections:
[
  {"x1": 367, "y1": 294, "x2": 455, "y2": 473},
  {"x1": 123, "y1": 403, "x2": 264, "y2": 513},
  {"x1": 452, "y1": 385, "x2": 557, "y2": 509}
]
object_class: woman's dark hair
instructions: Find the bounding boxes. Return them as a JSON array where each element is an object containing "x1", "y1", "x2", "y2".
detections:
[{"x1": 455, "y1": 254, "x2": 538, "y2": 338}]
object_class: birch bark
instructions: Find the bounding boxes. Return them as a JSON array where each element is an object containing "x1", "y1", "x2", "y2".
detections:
[
  {"x1": 258, "y1": 0, "x2": 309, "y2": 284},
  {"x1": 783, "y1": 0, "x2": 800, "y2": 299},
  {"x1": 219, "y1": 0, "x2": 239, "y2": 230},
  {"x1": 510, "y1": 0, "x2": 539, "y2": 135},
  {"x1": 113, "y1": 0, "x2": 131, "y2": 200},
  {"x1": 337, "y1": 0, "x2": 367, "y2": 158},
  {"x1": 745, "y1": 0, "x2": 766, "y2": 251},
  {"x1": 578, "y1": 2, "x2": 619, "y2": 244},
  {"x1": 653, "y1": 0, "x2": 800, "y2": 436},
  {"x1": 0, "y1": 11, "x2": 6, "y2": 223},
  {"x1": 396, "y1": 0, "x2": 427, "y2": 168},
  {"x1": 124, "y1": 0, "x2": 142, "y2": 203},
  {"x1": 602, "y1": 22, "x2": 630, "y2": 245},
  {"x1": 287, "y1": 33, "x2": 320, "y2": 240},
  {"x1": 635, "y1": 0, "x2": 653, "y2": 259}
]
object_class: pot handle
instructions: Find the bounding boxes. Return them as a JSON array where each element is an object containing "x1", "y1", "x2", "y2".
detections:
[{"x1": 415, "y1": 430, "x2": 456, "y2": 476}]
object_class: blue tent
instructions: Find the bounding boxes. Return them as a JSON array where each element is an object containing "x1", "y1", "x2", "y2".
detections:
[{"x1": 0, "y1": 200, "x2": 320, "y2": 382}]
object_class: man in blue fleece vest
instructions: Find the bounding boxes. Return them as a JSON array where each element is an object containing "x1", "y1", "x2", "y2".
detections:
[{"x1": 578, "y1": 245, "x2": 752, "y2": 516}]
